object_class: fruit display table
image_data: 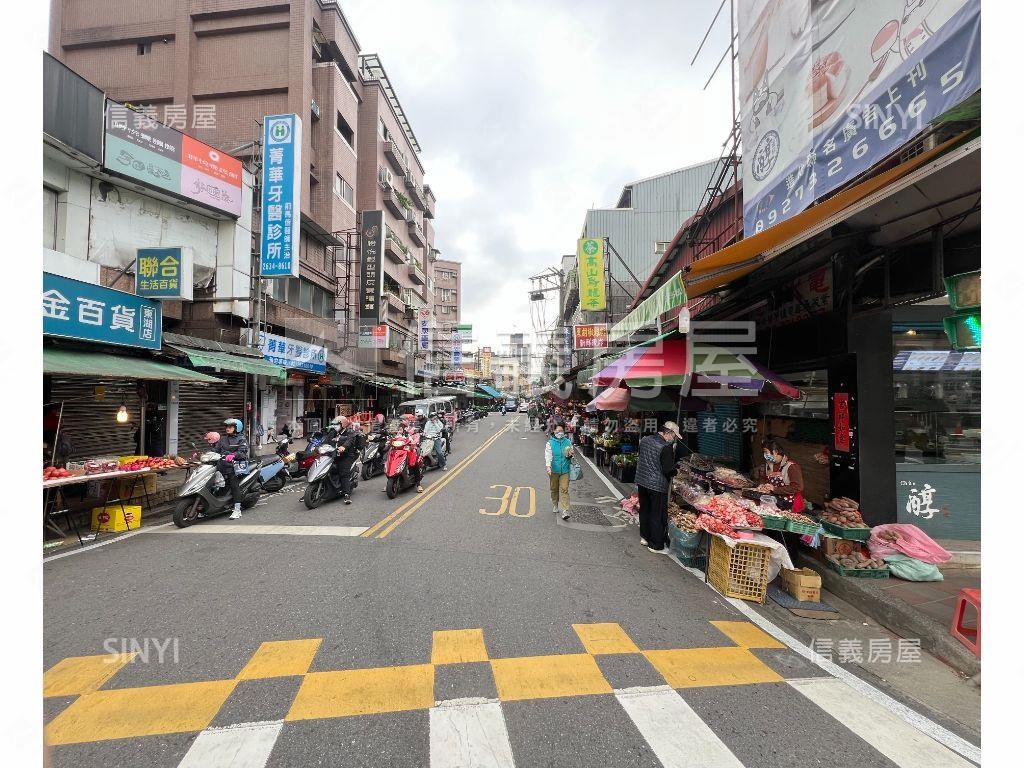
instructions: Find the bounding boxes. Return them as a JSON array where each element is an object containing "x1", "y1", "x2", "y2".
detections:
[{"x1": 43, "y1": 468, "x2": 153, "y2": 547}]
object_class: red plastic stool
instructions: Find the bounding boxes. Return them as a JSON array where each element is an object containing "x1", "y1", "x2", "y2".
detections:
[{"x1": 950, "y1": 588, "x2": 981, "y2": 658}]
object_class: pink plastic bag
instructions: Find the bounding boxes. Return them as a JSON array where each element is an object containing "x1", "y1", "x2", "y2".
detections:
[{"x1": 868, "y1": 524, "x2": 951, "y2": 565}]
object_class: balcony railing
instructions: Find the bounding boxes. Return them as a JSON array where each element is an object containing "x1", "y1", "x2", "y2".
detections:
[
  {"x1": 407, "y1": 260, "x2": 426, "y2": 286},
  {"x1": 407, "y1": 217, "x2": 424, "y2": 246},
  {"x1": 382, "y1": 186, "x2": 407, "y2": 218},
  {"x1": 405, "y1": 176, "x2": 426, "y2": 211},
  {"x1": 422, "y1": 184, "x2": 436, "y2": 219},
  {"x1": 384, "y1": 226, "x2": 409, "y2": 264},
  {"x1": 384, "y1": 139, "x2": 407, "y2": 173}
]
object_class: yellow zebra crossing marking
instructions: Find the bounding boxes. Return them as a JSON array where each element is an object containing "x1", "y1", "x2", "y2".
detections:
[{"x1": 44, "y1": 620, "x2": 784, "y2": 746}]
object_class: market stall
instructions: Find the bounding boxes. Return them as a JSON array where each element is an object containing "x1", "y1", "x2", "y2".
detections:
[{"x1": 43, "y1": 453, "x2": 188, "y2": 549}]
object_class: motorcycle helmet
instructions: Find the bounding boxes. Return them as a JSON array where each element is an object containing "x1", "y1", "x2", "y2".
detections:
[
  {"x1": 223, "y1": 418, "x2": 243, "y2": 434},
  {"x1": 205, "y1": 431, "x2": 220, "y2": 444}
]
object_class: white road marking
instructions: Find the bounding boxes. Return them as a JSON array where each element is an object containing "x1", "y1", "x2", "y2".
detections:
[
  {"x1": 667, "y1": 555, "x2": 981, "y2": 765},
  {"x1": 429, "y1": 697, "x2": 516, "y2": 768},
  {"x1": 788, "y1": 678, "x2": 976, "y2": 767},
  {"x1": 615, "y1": 685, "x2": 743, "y2": 768},
  {"x1": 177, "y1": 720, "x2": 283, "y2": 768},
  {"x1": 44, "y1": 522, "x2": 173, "y2": 562},
  {"x1": 158, "y1": 524, "x2": 369, "y2": 537},
  {"x1": 578, "y1": 451, "x2": 624, "y2": 500}
]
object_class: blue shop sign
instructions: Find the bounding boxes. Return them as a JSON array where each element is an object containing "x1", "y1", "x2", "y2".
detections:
[
  {"x1": 43, "y1": 272, "x2": 161, "y2": 350},
  {"x1": 259, "y1": 114, "x2": 302, "y2": 278},
  {"x1": 259, "y1": 331, "x2": 326, "y2": 374}
]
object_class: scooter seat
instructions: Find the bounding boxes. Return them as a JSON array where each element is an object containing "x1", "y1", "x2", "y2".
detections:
[{"x1": 259, "y1": 456, "x2": 281, "y2": 467}]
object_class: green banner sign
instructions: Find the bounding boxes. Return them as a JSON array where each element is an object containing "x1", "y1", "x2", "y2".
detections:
[{"x1": 608, "y1": 273, "x2": 687, "y2": 342}]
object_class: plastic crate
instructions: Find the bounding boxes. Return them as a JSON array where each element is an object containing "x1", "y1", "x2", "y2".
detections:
[
  {"x1": 786, "y1": 519, "x2": 819, "y2": 535},
  {"x1": 668, "y1": 522, "x2": 702, "y2": 553},
  {"x1": 822, "y1": 521, "x2": 871, "y2": 542},
  {"x1": 825, "y1": 556, "x2": 889, "y2": 579},
  {"x1": 677, "y1": 551, "x2": 708, "y2": 570},
  {"x1": 708, "y1": 535, "x2": 772, "y2": 603},
  {"x1": 760, "y1": 514, "x2": 788, "y2": 531}
]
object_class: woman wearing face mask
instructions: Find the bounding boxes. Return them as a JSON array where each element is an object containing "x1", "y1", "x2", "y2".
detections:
[
  {"x1": 545, "y1": 423, "x2": 574, "y2": 520},
  {"x1": 754, "y1": 438, "x2": 805, "y2": 514}
]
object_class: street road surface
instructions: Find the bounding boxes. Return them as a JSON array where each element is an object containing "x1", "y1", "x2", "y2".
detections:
[{"x1": 44, "y1": 415, "x2": 979, "y2": 767}]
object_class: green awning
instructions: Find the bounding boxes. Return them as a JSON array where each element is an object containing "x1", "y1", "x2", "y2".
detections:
[
  {"x1": 609, "y1": 273, "x2": 687, "y2": 343},
  {"x1": 477, "y1": 384, "x2": 502, "y2": 398},
  {"x1": 170, "y1": 346, "x2": 286, "y2": 382},
  {"x1": 44, "y1": 348, "x2": 225, "y2": 383}
]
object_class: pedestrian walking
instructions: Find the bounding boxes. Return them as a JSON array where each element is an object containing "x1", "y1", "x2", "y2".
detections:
[
  {"x1": 545, "y1": 423, "x2": 573, "y2": 521},
  {"x1": 528, "y1": 401, "x2": 539, "y2": 430},
  {"x1": 635, "y1": 421, "x2": 682, "y2": 553}
]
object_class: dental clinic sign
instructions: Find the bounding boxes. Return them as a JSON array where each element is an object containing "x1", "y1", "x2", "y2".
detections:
[
  {"x1": 259, "y1": 331, "x2": 326, "y2": 374},
  {"x1": 43, "y1": 272, "x2": 161, "y2": 350},
  {"x1": 260, "y1": 114, "x2": 302, "y2": 277}
]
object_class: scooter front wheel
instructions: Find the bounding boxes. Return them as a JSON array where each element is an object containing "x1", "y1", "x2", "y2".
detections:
[
  {"x1": 173, "y1": 497, "x2": 203, "y2": 528},
  {"x1": 386, "y1": 476, "x2": 400, "y2": 499},
  {"x1": 241, "y1": 489, "x2": 261, "y2": 509},
  {"x1": 303, "y1": 479, "x2": 328, "y2": 509},
  {"x1": 361, "y1": 463, "x2": 373, "y2": 481}
]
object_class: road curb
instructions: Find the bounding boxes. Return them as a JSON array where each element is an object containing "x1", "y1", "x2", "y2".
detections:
[{"x1": 795, "y1": 553, "x2": 981, "y2": 679}]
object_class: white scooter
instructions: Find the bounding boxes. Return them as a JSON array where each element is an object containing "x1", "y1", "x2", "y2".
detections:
[
  {"x1": 172, "y1": 451, "x2": 275, "y2": 527},
  {"x1": 302, "y1": 443, "x2": 363, "y2": 509}
]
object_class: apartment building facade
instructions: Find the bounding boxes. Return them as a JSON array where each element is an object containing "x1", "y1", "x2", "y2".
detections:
[{"x1": 48, "y1": 0, "x2": 438, "y2": 381}]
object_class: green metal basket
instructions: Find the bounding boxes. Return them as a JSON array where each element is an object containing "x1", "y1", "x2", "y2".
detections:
[
  {"x1": 786, "y1": 519, "x2": 819, "y2": 536},
  {"x1": 825, "y1": 557, "x2": 889, "y2": 579}
]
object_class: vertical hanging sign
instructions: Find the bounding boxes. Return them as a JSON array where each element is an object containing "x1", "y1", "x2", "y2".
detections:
[
  {"x1": 359, "y1": 210, "x2": 384, "y2": 324},
  {"x1": 260, "y1": 114, "x2": 302, "y2": 277},
  {"x1": 577, "y1": 237, "x2": 606, "y2": 311}
]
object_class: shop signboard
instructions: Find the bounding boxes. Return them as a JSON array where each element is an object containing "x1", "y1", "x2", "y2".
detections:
[
  {"x1": 756, "y1": 265, "x2": 833, "y2": 328},
  {"x1": 452, "y1": 329, "x2": 463, "y2": 367},
  {"x1": 135, "y1": 247, "x2": 193, "y2": 300},
  {"x1": 419, "y1": 309, "x2": 431, "y2": 352},
  {"x1": 739, "y1": 0, "x2": 980, "y2": 237},
  {"x1": 104, "y1": 102, "x2": 242, "y2": 217},
  {"x1": 577, "y1": 237, "x2": 606, "y2": 311},
  {"x1": 480, "y1": 347, "x2": 492, "y2": 377},
  {"x1": 573, "y1": 323, "x2": 609, "y2": 350},
  {"x1": 892, "y1": 350, "x2": 979, "y2": 371},
  {"x1": 259, "y1": 331, "x2": 326, "y2": 374},
  {"x1": 259, "y1": 114, "x2": 302, "y2": 277},
  {"x1": 833, "y1": 392, "x2": 851, "y2": 453},
  {"x1": 43, "y1": 272, "x2": 161, "y2": 350},
  {"x1": 610, "y1": 273, "x2": 687, "y2": 342},
  {"x1": 359, "y1": 210, "x2": 384, "y2": 322}
]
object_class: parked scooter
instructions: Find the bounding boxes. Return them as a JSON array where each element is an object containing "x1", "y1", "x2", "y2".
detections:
[
  {"x1": 172, "y1": 450, "x2": 281, "y2": 527},
  {"x1": 302, "y1": 443, "x2": 363, "y2": 509},
  {"x1": 384, "y1": 429, "x2": 425, "y2": 499},
  {"x1": 360, "y1": 431, "x2": 389, "y2": 480}
]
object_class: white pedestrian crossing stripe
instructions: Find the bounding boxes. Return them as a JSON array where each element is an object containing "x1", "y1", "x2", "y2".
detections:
[
  {"x1": 177, "y1": 720, "x2": 283, "y2": 768},
  {"x1": 430, "y1": 697, "x2": 516, "y2": 768}
]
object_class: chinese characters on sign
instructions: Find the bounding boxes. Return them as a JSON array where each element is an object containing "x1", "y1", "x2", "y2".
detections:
[
  {"x1": 104, "y1": 101, "x2": 242, "y2": 217},
  {"x1": 359, "y1": 210, "x2": 384, "y2": 323},
  {"x1": 135, "y1": 247, "x2": 193, "y2": 300},
  {"x1": 577, "y1": 238, "x2": 606, "y2": 311},
  {"x1": 259, "y1": 331, "x2": 326, "y2": 374},
  {"x1": 739, "y1": 0, "x2": 980, "y2": 236},
  {"x1": 452, "y1": 329, "x2": 463, "y2": 367},
  {"x1": 833, "y1": 392, "x2": 851, "y2": 453},
  {"x1": 260, "y1": 114, "x2": 302, "y2": 277},
  {"x1": 419, "y1": 309, "x2": 431, "y2": 352},
  {"x1": 573, "y1": 323, "x2": 609, "y2": 350},
  {"x1": 43, "y1": 272, "x2": 161, "y2": 350},
  {"x1": 755, "y1": 266, "x2": 833, "y2": 328}
]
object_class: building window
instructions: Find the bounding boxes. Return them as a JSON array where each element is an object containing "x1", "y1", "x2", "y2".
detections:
[
  {"x1": 43, "y1": 186, "x2": 58, "y2": 250},
  {"x1": 334, "y1": 173, "x2": 354, "y2": 206},
  {"x1": 336, "y1": 112, "x2": 354, "y2": 147},
  {"x1": 378, "y1": 117, "x2": 389, "y2": 140},
  {"x1": 137, "y1": 42, "x2": 152, "y2": 55},
  {"x1": 655, "y1": 241, "x2": 671, "y2": 254}
]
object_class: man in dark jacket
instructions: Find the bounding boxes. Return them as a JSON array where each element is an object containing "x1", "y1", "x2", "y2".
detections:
[
  {"x1": 635, "y1": 421, "x2": 682, "y2": 553},
  {"x1": 214, "y1": 418, "x2": 250, "y2": 519}
]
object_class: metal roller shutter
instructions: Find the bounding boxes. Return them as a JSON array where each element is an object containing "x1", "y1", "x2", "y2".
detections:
[
  {"x1": 48, "y1": 377, "x2": 142, "y2": 460},
  {"x1": 696, "y1": 402, "x2": 743, "y2": 465},
  {"x1": 176, "y1": 372, "x2": 248, "y2": 455}
]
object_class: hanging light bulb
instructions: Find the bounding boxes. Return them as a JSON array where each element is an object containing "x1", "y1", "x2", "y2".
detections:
[{"x1": 116, "y1": 405, "x2": 129, "y2": 423}]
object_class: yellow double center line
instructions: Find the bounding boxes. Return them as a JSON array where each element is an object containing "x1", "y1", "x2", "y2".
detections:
[{"x1": 361, "y1": 417, "x2": 520, "y2": 539}]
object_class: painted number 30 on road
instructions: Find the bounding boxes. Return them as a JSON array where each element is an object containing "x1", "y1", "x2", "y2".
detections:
[{"x1": 480, "y1": 485, "x2": 536, "y2": 518}]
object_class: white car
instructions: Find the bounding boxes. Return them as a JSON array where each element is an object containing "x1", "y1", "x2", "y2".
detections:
[{"x1": 518, "y1": 402, "x2": 530, "y2": 413}]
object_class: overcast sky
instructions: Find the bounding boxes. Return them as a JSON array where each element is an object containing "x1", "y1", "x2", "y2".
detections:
[{"x1": 343, "y1": 0, "x2": 733, "y2": 361}]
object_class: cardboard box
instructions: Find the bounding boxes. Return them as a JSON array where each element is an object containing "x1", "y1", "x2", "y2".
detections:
[
  {"x1": 91, "y1": 504, "x2": 142, "y2": 532},
  {"x1": 117, "y1": 473, "x2": 157, "y2": 500},
  {"x1": 820, "y1": 534, "x2": 861, "y2": 558},
  {"x1": 781, "y1": 567, "x2": 822, "y2": 603}
]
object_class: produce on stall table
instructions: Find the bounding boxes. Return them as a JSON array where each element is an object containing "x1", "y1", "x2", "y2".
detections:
[
  {"x1": 820, "y1": 497, "x2": 869, "y2": 528},
  {"x1": 696, "y1": 514, "x2": 738, "y2": 538},
  {"x1": 710, "y1": 466, "x2": 753, "y2": 488},
  {"x1": 827, "y1": 552, "x2": 887, "y2": 570}
]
